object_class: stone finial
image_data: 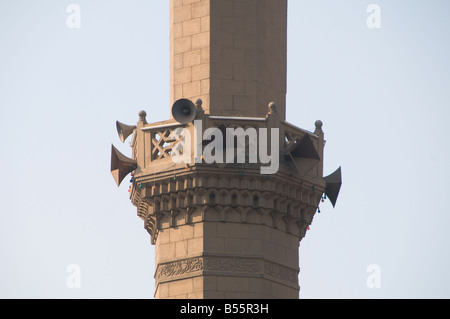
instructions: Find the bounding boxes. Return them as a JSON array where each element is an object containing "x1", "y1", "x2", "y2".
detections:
[
  {"x1": 195, "y1": 99, "x2": 203, "y2": 110},
  {"x1": 314, "y1": 120, "x2": 323, "y2": 134},
  {"x1": 139, "y1": 110, "x2": 147, "y2": 120},
  {"x1": 139, "y1": 110, "x2": 147, "y2": 124},
  {"x1": 195, "y1": 98, "x2": 205, "y2": 118},
  {"x1": 268, "y1": 102, "x2": 278, "y2": 115}
]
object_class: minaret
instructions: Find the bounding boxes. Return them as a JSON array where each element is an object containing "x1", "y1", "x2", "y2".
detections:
[{"x1": 111, "y1": 0, "x2": 341, "y2": 299}]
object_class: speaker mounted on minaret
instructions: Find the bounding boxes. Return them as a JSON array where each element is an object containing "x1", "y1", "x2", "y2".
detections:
[
  {"x1": 172, "y1": 98, "x2": 197, "y2": 124},
  {"x1": 110, "y1": 145, "x2": 137, "y2": 187},
  {"x1": 116, "y1": 121, "x2": 137, "y2": 143},
  {"x1": 324, "y1": 167, "x2": 342, "y2": 208}
]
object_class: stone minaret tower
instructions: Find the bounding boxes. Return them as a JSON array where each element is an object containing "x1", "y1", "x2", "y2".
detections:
[{"x1": 111, "y1": 0, "x2": 341, "y2": 299}]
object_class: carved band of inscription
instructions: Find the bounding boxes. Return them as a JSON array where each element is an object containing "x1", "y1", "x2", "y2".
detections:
[
  {"x1": 204, "y1": 257, "x2": 260, "y2": 273},
  {"x1": 155, "y1": 257, "x2": 203, "y2": 282},
  {"x1": 264, "y1": 261, "x2": 299, "y2": 284},
  {"x1": 155, "y1": 256, "x2": 298, "y2": 286}
]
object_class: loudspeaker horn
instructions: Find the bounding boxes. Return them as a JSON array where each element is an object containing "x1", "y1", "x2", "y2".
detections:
[
  {"x1": 111, "y1": 145, "x2": 138, "y2": 187},
  {"x1": 172, "y1": 98, "x2": 197, "y2": 124},
  {"x1": 324, "y1": 166, "x2": 342, "y2": 208},
  {"x1": 290, "y1": 134, "x2": 321, "y2": 160},
  {"x1": 287, "y1": 134, "x2": 321, "y2": 176},
  {"x1": 116, "y1": 121, "x2": 137, "y2": 143}
]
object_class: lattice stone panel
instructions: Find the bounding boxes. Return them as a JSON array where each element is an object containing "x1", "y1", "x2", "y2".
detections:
[{"x1": 150, "y1": 129, "x2": 183, "y2": 161}]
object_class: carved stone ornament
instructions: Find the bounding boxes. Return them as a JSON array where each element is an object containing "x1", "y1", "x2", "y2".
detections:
[{"x1": 155, "y1": 256, "x2": 299, "y2": 288}]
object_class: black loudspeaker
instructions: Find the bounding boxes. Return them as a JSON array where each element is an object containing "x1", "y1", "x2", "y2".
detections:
[
  {"x1": 287, "y1": 134, "x2": 321, "y2": 176},
  {"x1": 172, "y1": 99, "x2": 197, "y2": 124},
  {"x1": 324, "y1": 167, "x2": 342, "y2": 208}
]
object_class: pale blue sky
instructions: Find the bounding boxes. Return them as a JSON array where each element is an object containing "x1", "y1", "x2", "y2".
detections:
[{"x1": 0, "y1": 0, "x2": 449, "y2": 299}]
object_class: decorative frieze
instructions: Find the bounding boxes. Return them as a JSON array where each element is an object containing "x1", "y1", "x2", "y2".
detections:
[
  {"x1": 204, "y1": 257, "x2": 260, "y2": 274},
  {"x1": 155, "y1": 257, "x2": 203, "y2": 283},
  {"x1": 155, "y1": 256, "x2": 299, "y2": 288},
  {"x1": 264, "y1": 261, "x2": 298, "y2": 284}
]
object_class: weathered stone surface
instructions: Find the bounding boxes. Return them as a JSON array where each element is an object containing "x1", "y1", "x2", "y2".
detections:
[{"x1": 170, "y1": 0, "x2": 287, "y2": 119}]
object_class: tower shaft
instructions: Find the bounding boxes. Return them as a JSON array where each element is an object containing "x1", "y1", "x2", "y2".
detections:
[{"x1": 170, "y1": 0, "x2": 287, "y2": 120}]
